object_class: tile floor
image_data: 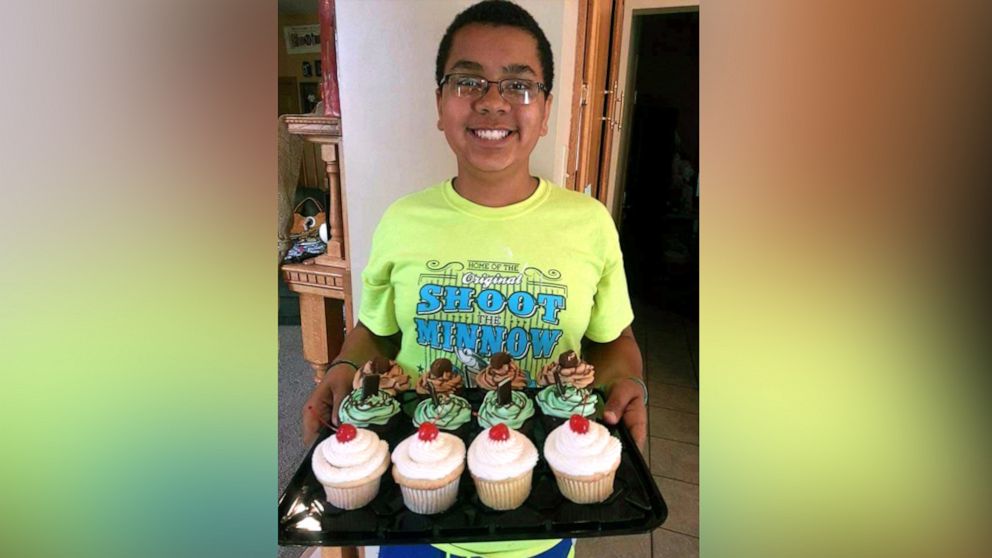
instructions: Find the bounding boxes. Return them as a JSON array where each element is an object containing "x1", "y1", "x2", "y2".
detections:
[
  {"x1": 279, "y1": 299, "x2": 699, "y2": 558},
  {"x1": 575, "y1": 300, "x2": 699, "y2": 558}
]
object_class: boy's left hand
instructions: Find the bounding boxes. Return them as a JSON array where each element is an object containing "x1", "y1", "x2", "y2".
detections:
[{"x1": 603, "y1": 378, "x2": 648, "y2": 452}]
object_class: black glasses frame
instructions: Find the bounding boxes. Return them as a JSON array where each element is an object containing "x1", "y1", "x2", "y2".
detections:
[{"x1": 438, "y1": 73, "x2": 548, "y2": 104}]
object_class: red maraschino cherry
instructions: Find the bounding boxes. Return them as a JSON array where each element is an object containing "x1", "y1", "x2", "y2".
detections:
[
  {"x1": 336, "y1": 423, "x2": 357, "y2": 443},
  {"x1": 569, "y1": 414, "x2": 590, "y2": 434},
  {"x1": 489, "y1": 423, "x2": 510, "y2": 441},
  {"x1": 418, "y1": 421, "x2": 439, "y2": 442}
]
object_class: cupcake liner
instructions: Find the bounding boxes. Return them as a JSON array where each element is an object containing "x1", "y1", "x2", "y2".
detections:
[
  {"x1": 398, "y1": 477, "x2": 461, "y2": 515},
  {"x1": 321, "y1": 475, "x2": 384, "y2": 510},
  {"x1": 550, "y1": 462, "x2": 620, "y2": 504},
  {"x1": 317, "y1": 457, "x2": 390, "y2": 510},
  {"x1": 393, "y1": 463, "x2": 465, "y2": 515},
  {"x1": 471, "y1": 470, "x2": 533, "y2": 510}
]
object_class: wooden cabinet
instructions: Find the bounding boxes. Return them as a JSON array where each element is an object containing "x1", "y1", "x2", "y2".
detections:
[{"x1": 280, "y1": 115, "x2": 353, "y2": 383}]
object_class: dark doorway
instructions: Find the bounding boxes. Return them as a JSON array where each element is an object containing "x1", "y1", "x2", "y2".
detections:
[{"x1": 619, "y1": 10, "x2": 698, "y2": 320}]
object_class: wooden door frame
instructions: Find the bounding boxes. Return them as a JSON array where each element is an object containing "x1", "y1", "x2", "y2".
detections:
[{"x1": 564, "y1": 0, "x2": 619, "y2": 198}]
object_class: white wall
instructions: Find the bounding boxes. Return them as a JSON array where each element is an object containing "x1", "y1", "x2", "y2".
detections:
[{"x1": 336, "y1": 0, "x2": 577, "y2": 318}]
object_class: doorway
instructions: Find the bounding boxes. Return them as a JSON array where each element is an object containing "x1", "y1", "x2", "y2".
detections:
[{"x1": 617, "y1": 10, "x2": 698, "y2": 317}]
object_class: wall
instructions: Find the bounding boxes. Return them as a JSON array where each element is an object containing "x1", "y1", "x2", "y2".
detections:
[
  {"x1": 278, "y1": 12, "x2": 322, "y2": 105},
  {"x1": 336, "y1": 0, "x2": 576, "y2": 318}
]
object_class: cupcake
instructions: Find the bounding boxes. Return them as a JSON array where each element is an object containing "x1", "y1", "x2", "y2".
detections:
[
  {"x1": 353, "y1": 356, "x2": 411, "y2": 395},
  {"x1": 339, "y1": 360, "x2": 408, "y2": 432},
  {"x1": 412, "y1": 358, "x2": 472, "y2": 433},
  {"x1": 536, "y1": 350, "x2": 597, "y2": 422},
  {"x1": 468, "y1": 423, "x2": 538, "y2": 510},
  {"x1": 477, "y1": 379, "x2": 535, "y2": 433},
  {"x1": 543, "y1": 414, "x2": 622, "y2": 504},
  {"x1": 537, "y1": 350, "x2": 595, "y2": 389},
  {"x1": 475, "y1": 352, "x2": 528, "y2": 390},
  {"x1": 391, "y1": 422, "x2": 466, "y2": 514},
  {"x1": 535, "y1": 383, "x2": 597, "y2": 419},
  {"x1": 413, "y1": 392, "x2": 472, "y2": 433},
  {"x1": 311, "y1": 423, "x2": 391, "y2": 510}
]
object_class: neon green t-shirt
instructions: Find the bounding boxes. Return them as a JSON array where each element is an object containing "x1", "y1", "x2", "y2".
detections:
[
  {"x1": 359, "y1": 177, "x2": 634, "y2": 385},
  {"x1": 360, "y1": 178, "x2": 627, "y2": 556}
]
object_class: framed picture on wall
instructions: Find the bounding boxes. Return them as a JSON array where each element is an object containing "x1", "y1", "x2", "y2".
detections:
[
  {"x1": 283, "y1": 24, "x2": 320, "y2": 54},
  {"x1": 314, "y1": 59, "x2": 322, "y2": 76},
  {"x1": 302, "y1": 61, "x2": 313, "y2": 78},
  {"x1": 299, "y1": 82, "x2": 320, "y2": 114}
]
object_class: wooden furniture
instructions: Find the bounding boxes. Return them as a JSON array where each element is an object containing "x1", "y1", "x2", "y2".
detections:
[{"x1": 280, "y1": 115, "x2": 354, "y2": 383}]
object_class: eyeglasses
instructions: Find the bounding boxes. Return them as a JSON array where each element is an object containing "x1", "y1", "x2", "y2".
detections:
[{"x1": 439, "y1": 73, "x2": 548, "y2": 105}]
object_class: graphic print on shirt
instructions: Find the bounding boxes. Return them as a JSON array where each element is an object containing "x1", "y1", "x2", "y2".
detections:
[{"x1": 414, "y1": 259, "x2": 567, "y2": 387}]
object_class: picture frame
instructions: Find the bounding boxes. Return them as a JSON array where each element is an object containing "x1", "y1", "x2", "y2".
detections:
[
  {"x1": 302, "y1": 61, "x2": 313, "y2": 78},
  {"x1": 283, "y1": 24, "x2": 321, "y2": 54}
]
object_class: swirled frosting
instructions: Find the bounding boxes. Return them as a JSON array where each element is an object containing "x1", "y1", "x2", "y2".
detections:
[
  {"x1": 536, "y1": 385, "x2": 596, "y2": 418},
  {"x1": 538, "y1": 358, "x2": 595, "y2": 389},
  {"x1": 413, "y1": 394, "x2": 472, "y2": 430},
  {"x1": 477, "y1": 390, "x2": 534, "y2": 429},
  {"x1": 338, "y1": 388, "x2": 400, "y2": 426},
  {"x1": 543, "y1": 419, "x2": 622, "y2": 477},
  {"x1": 475, "y1": 357, "x2": 527, "y2": 391},
  {"x1": 391, "y1": 431, "x2": 466, "y2": 481},
  {"x1": 352, "y1": 359, "x2": 411, "y2": 396},
  {"x1": 311, "y1": 428, "x2": 390, "y2": 485},
  {"x1": 467, "y1": 427, "x2": 539, "y2": 481},
  {"x1": 415, "y1": 369, "x2": 462, "y2": 396}
]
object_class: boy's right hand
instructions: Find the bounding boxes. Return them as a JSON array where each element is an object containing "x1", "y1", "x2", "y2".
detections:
[{"x1": 302, "y1": 364, "x2": 355, "y2": 447}]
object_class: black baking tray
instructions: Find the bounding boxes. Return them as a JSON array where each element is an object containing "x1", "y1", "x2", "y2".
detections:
[{"x1": 278, "y1": 388, "x2": 667, "y2": 547}]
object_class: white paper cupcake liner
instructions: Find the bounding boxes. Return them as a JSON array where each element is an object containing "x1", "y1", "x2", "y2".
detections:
[
  {"x1": 398, "y1": 477, "x2": 461, "y2": 515},
  {"x1": 551, "y1": 467, "x2": 618, "y2": 504},
  {"x1": 320, "y1": 475, "x2": 383, "y2": 510},
  {"x1": 471, "y1": 470, "x2": 533, "y2": 510}
]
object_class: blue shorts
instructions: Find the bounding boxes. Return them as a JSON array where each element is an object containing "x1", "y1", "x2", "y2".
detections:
[{"x1": 378, "y1": 537, "x2": 575, "y2": 558}]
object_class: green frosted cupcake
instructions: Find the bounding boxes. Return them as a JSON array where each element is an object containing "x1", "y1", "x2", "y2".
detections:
[
  {"x1": 536, "y1": 384, "x2": 596, "y2": 419},
  {"x1": 338, "y1": 388, "x2": 401, "y2": 428},
  {"x1": 477, "y1": 389, "x2": 534, "y2": 431},
  {"x1": 413, "y1": 393, "x2": 472, "y2": 431}
]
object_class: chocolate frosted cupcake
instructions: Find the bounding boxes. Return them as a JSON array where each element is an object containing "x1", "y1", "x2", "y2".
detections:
[
  {"x1": 537, "y1": 350, "x2": 595, "y2": 390},
  {"x1": 536, "y1": 351, "x2": 597, "y2": 425},
  {"x1": 477, "y1": 379, "x2": 534, "y2": 435},
  {"x1": 339, "y1": 358, "x2": 409, "y2": 433},
  {"x1": 353, "y1": 356, "x2": 411, "y2": 395},
  {"x1": 412, "y1": 358, "x2": 472, "y2": 434},
  {"x1": 475, "y1": 352, "x2": 528, "y2": 391}
]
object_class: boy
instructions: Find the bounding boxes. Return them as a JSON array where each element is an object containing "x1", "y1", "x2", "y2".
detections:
[{"x1": 303, "y1": 2, "x2": 647, "y2": 556}]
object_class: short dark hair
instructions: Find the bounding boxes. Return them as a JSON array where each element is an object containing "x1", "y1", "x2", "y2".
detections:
[{"x1": 435, "y1": 0, "x2": 554, "y2": 93}]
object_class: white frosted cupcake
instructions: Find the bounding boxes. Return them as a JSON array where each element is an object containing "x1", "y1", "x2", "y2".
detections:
[
  {"x1": 467, "y1": 423, "x2": 539, "y2": 510},
  {"x1": 543, "y1": 414, "x2": 622, "y2": 504},
  {"x1": 390, "y1": 422, "x2": 466, "y2": 514},
  {"x1": 311, "y1": 423, "x2": 391, "y2": 510}
]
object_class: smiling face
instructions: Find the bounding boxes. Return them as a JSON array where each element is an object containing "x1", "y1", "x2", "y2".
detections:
[{"x1": 436, "y1": 24, "x2": 553, "y2": 178}]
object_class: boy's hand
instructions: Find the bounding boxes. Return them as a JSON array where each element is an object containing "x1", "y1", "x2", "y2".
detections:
[
  {"x1": 603, "y1": 378, "x2": 648, "y2": 453},
  {"x1": 301, "y1": 365, "x2": 355, "y2": 447}
]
